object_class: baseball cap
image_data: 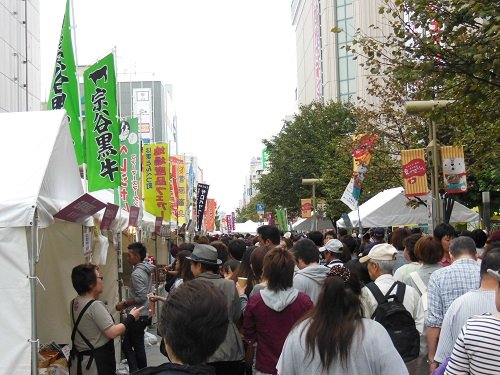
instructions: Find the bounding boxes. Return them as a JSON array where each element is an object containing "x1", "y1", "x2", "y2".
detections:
[
  {"x1": 373, "y1": 227, "x2": 385, "y2": 238},
  {"x1": 319, "y1": 239, "x2": 344, "y2": 254},
  {"x1": 359, "y1": 243, "x2": 397, "y2": 263}
]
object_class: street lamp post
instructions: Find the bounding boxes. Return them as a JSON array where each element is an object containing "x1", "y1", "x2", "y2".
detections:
[
  {"x1": 302, "y1": 178, "x2": 324, "y2": 231},
  {"x1": 405, "y1": 100, "x2": 454, "y2": 229}
]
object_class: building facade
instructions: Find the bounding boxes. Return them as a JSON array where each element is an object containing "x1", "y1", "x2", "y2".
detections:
[
  {"x1": 291, "y1": 0, "x2": 391, "y2": 105},
  {"x1": 241, "y1": 156, "x2": 264, "y2": 208},
  {"x1": 0, "y1": 0, "x2": 40, "y2": 112},
  {"x1": 117, "y1": 78, "x2": 178, "y2": 153}
]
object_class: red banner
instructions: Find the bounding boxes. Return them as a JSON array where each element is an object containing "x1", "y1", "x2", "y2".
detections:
[{"x1": 401, "y1": 149, "x2": 429, "y2": 197}]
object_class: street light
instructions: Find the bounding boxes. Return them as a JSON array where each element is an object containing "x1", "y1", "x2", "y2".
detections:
[
  {"x1": 302, "y1": 178, "x2": 324, "y2": 231},
  {"x1": 405, "y1": 100, "x2": 454, "y2": 228}
]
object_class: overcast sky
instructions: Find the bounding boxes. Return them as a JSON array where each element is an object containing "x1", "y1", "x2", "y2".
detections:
[{"x1": 40, "y1": 1, "x2": 298, "y2": 214}]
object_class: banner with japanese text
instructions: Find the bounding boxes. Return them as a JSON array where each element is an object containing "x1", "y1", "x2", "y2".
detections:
[
  {"x1": 276, "y1": 208, "x2": 288, "y2": 232},
  {"x1": 170, "y1": 156, "x2": 183, "y2": 222},
  {"x1": 143, "y1": 143, "x2": 171, "y2": 220},
  {"x1": 401, "y1": 149, "x2": 428, "y2": 197},
  {"x1": 48, "y1": 0, "x2": 83, "y2": 164},
  {"x1": 196, "y1": 183, "x2": 209, "y2": 231},
  {"x1": 204, "y1": 199, "x2": 216, "y2": 232},
  {"x1": 341, "y1": 134, "x2": 378, "y2": 210},
  {"x1": 115, "y1": 118, "x2": 140, "y2": 210},
  {"x1": 265, "y1": 212, "x2": 273, "y2": 225},
  {"x1": 441, "y1": 146, "x2": 467, "y2": 193},
  {"x1": 301, "y1": 199, "x2": 312, "y2": 218},
  {"x1": 225, "y1": 215, "x2": 232, "y2": 233},
  {"x1": 84, "y1": 53, "x2": 120, "y2": 191},
  {"x1": 176, "y1": 158, "x2": 188, "y2": 225}
]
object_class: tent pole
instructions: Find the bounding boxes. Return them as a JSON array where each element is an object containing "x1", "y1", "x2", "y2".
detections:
[{"x1": 29, "y1": 208, "x2": 39, "y2": 374}]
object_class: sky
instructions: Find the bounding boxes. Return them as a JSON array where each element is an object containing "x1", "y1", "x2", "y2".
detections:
[{"x1": 40, "y1": 0, "x2": 298, "y2": 214}]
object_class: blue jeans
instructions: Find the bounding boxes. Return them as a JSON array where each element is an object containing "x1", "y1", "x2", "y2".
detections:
[{"x1": 122, "y1": 316, "x2": 149, "y2": 372}]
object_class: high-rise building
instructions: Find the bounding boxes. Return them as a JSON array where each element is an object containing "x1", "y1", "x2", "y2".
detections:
[
  {"x1": 117, "y1": 78, "x2": 177, "y2": 152},
  {"x1": 241, "y1": 156, "x2": 264, "y2": 208},
  {"x1": 0, "y1": 0, "x2": 40, "y2": 112},
  {"x1": 291, "y1": 0, "x2": 391, "y2": 105}
]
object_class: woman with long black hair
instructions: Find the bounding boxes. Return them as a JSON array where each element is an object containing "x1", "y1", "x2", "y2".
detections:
[{"x1": 277, "y1": 265, "x2": 408, "y2": 375}]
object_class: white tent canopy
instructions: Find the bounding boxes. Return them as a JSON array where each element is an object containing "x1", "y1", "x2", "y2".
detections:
[
  {"x1": 292, "y1": 216, "x2": 335, "y2": 231},
  {"x1": 336, "y1": 187, "x2": 480, "y2": 228},
  {"x1": 0, "y1": 111, "x2": 89, "y2": 374},
  {"x1": 234, "y1": 220, "x2": 260, "y2": 234}
]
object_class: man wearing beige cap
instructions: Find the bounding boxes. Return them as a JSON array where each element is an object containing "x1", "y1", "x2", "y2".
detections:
[{"x1": 360, "y1": 243, "x2": 424, "y2": 374}]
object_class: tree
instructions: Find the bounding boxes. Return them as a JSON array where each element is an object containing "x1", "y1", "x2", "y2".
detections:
[
  {"x1": 349, "y1": 0, "x2": 500, "y2": 209},
  {"x1": 257, "y1": 101, "x2": 357, "y2": 217},
  {"x1": 235, "y1": 194, "x2": 261, "y2": 222}
]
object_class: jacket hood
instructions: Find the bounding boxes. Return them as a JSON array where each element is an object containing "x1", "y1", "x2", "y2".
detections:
[
  {"x1": 135, "y1": 261, "x2": 156, "y2": 274},
  {"x1": 297, "y1": 264, "x2": 329, "y2": 285},
  {"x1": 260, "y1": 287, "x2": 299, "y2": 312}
]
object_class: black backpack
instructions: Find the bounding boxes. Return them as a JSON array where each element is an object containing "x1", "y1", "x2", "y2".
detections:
[{"x1": 366, "y1": 281, "x2": 420, "y2": 362}]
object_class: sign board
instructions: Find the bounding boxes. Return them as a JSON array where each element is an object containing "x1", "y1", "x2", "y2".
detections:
[{"x1": 54, "y1": 193, "x2": 106, "y2": 223}]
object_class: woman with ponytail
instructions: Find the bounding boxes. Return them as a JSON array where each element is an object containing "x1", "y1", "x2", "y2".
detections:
[{"x1": 277, "y1": 265, "x2": 408, "y2": 375}]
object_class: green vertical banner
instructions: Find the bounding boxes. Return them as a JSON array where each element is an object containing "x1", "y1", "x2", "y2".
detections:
[
  {"x1": 47, "y1": 0, "x2": 83, "y2": 164},
  {"x1": 115, "y1": 118, "x2": 140, "y2": 211},
  {"x1": 276, "y1": 208, "x2": 288, "y2": 232},
  {"x1": 84, "y1": 53, "x2": 120, "y2": 192}
]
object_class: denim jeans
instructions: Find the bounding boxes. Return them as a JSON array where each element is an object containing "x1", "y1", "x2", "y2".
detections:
[{"x1": 122, "y1": 316, "x2": 149, "y2": 372}]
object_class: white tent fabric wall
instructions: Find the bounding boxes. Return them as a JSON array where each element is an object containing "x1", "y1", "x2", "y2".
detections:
[
  {"x1": 35, "y1": 220, "x2": 121, "y2": 362},
  {"x1": 0, "y1": 110, "x2": 90, "y2": 373},
  {"x1": 336, "y1": 187, "x2": 480, "y2": 228},
  {"x1": 0, "y1": 227, "x2": 31, "y2": 374},
  {"x1": 234, "y1": 220, "x2": 259, "y2": 234}
]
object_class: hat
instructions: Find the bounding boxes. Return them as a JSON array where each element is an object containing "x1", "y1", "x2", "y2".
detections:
[
  {"x1": 319, "y1": 239, "x2": 344, "y2": 254},
  {"x1": 487, "y1": 268, "x2": 500, "y2": 281},
  {"x1": 186, "y1": 244, "x2": 222, "y2": 265},
  {"x1": 373, "y1": 227, "x2": 385, "y2": 238},
  {"x1": 359, "y1": 243, "x2": 397, "y2": 263},
  {"x1": 487, "y1": 230, "x2": 500, "y2": 243}
]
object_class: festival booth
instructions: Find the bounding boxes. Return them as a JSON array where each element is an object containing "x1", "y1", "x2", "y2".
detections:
[
  {"x1": 234, "y1": 220, "x2": 260, "y2": 234},
  {"x1": 292, "y1": 216, "x2": 335, "y2": 231},
  {"x1": 0, "y1": 111, "x2": 94, "y2": 374},
  {"x1": 336, "y1": 187, "x2": 480, "y2": 228}
]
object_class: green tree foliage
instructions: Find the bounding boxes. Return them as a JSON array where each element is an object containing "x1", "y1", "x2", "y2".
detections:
[
  {"x1": 349, "y1": 0, "x2": 499, "y2": 208},
  {"x1": 235, "y1": 194, "x2": 261, "y2": 222},
  {"x1": 257, "y1": 101, "x2": 357, "y2": 217}
]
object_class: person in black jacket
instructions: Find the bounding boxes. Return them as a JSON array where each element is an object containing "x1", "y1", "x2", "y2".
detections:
[{"x1": 133, "y1": 279, "x2": 229, "y2": 375}]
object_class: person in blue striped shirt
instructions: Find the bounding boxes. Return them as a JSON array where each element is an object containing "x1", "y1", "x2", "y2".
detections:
[{"x1": 444, "y1": 263, "x2": 500, "y2": 375}]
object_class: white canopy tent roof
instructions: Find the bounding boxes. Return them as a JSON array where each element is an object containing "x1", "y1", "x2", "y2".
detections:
[
  {"x1": 336, "y1": 187, "x2": 480, "y2": 228},
  {"x1": 292, "y1": 216, "x2": 335, "y2": 231},
  {"x1": 234, "y1": 220, "x2": 260, "y2": 234},
  {"x1": 0, "y1": 111, "x2": 89, "y2": 374}
]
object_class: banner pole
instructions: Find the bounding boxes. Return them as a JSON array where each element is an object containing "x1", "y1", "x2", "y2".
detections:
[{"x1": 70, "y1": 0, "x2": 87, "y2": 192}]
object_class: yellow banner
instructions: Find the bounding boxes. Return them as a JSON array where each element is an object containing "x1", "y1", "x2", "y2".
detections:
[
  {"x1": 401, "y1": 149, "x2": 428, "y2": 197},
  {"x1": 441, "y1": 146, "x2": 467, "y2": 193},
  {"x1": 143, "y1": 144, "x2": 170, "y2": 220},
  {"x1": 301, "y1": 199, "x2": 312, "y2": 218}
]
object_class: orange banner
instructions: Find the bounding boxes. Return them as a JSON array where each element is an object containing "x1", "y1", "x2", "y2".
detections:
[
  {"x1": 301, "y1": 199, "x2": 312, "y2": 218},
  {"x1": 441, "y1": 146, "x2": 467, "y2": 194},
  {"x1": 401, "y1": 149, "x2": 428, "y2": 197},
  {"x1": 204, "y1": 198, "x2": 217, "y2": 232}
]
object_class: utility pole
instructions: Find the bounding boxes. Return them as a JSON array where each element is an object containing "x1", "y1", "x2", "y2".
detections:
[{"x1": 302, "y1": 179, "x2": 324, "y2": 231}]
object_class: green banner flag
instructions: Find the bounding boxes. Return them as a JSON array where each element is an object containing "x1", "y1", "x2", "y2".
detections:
[
  {"x1": 114, "y1": 118, "x2": 141, "y2": 210},
  {"x1": 84, "y1": 53, "x2": 120, "y2": 192},
  {"x1": 276, "y1": 207, "x2": 288, "y2": 232},
  {"x1": 47, "y1": 0, "x2": 83, "y2": 164}
]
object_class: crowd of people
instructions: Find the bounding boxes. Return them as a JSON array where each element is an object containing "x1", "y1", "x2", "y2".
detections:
[{"x1": 69, "y1": 224, "x2": 500, "y2": 375}]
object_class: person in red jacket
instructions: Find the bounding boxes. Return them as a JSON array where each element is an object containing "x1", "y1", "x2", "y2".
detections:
[{"x1": 243, "y1": 247, "x2": 313, "y2": 375}]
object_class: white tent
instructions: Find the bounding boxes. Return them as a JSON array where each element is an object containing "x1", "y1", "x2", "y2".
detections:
[
  {"x1": 292, "y1": 216, "x2": 336, "y2": 231},
  {"x1": 336, "y1": 187, "x2": 480, "y2": 228},
  {"x1": 234, "y1": 220, "x2": 260, "y2": 234},
  {"x1": 0, "y1": 111, "x2": 92, "y2": 374}
]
